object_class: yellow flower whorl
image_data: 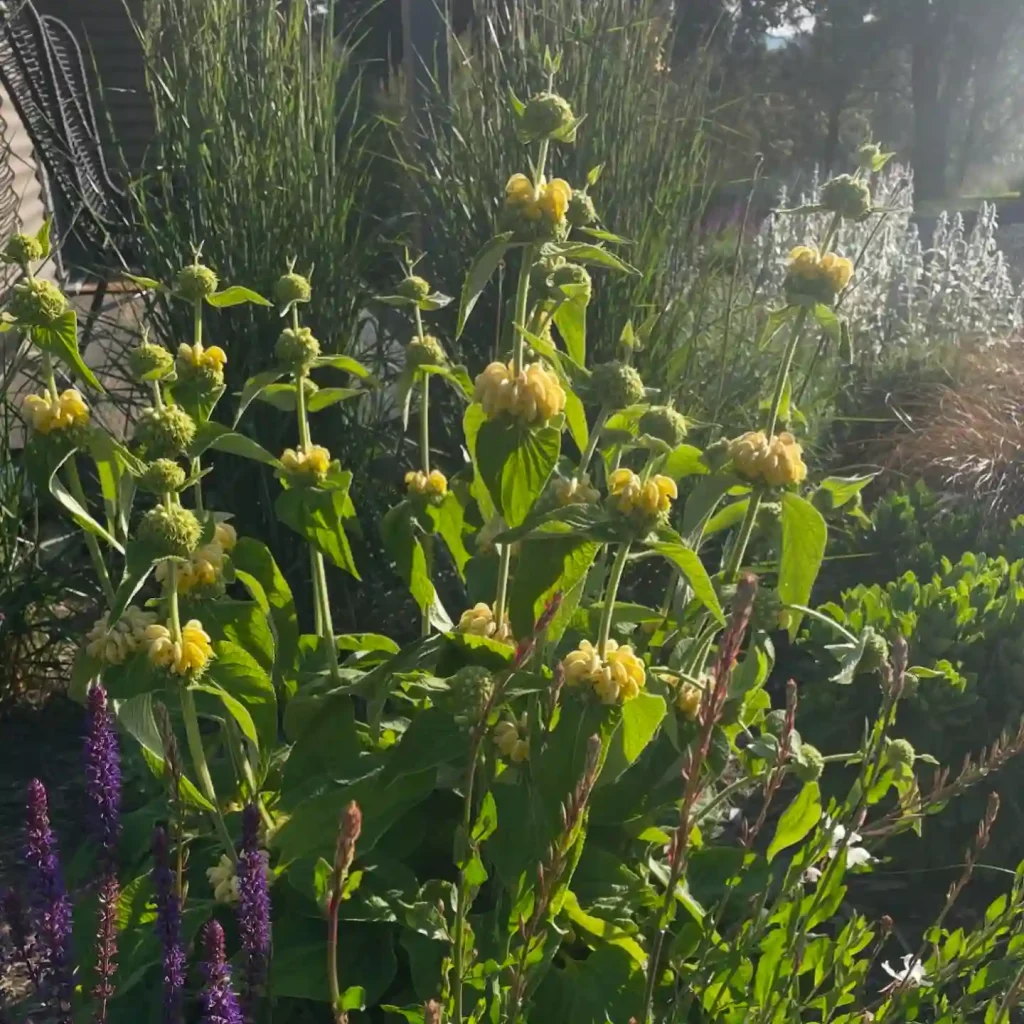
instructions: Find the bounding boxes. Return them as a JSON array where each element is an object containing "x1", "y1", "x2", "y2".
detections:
[
  {"x1": 608, "y1": 469, "x2": 677, "y2": 520},
  {"x1": 562, "y1": 638, "x2": 646, "y2": 705},
  {"x1": 405, "y1": 469, "x2": 448, "y2": 500},
  {"x1": 23, "y1": 389, "x2": 89, "y2": 435},
  {"x1": 457, "y1": 602, "x2": 512, "y2": 644},
  {"x1": 280, "y1": 444, "x2": 331, "y2": 483},
  {"x1": 729, "y1": 430, "x2": 807, "y2": 488},
  {"x1": 145, "y1": 618, "x2": 214, "y2": 677},
  {"x1": 473, "y1": 359, "x2": 565, "y2": 425},
  {"x1": 784, "y1": 246, "x2": 854, "y2": 305}
]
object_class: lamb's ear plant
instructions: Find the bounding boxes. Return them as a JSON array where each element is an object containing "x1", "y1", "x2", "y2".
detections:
[{"x1": 12, "y1": 64, "x2": 1024, "y2": 1024}]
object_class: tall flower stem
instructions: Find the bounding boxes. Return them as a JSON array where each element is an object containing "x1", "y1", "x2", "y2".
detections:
[
  {"x1": 578, "y1": 408, "x2": 608, "y2": 475},
  {"x1": 598, "y1": 541, "x2": 631, "y2": 657},
  {"x1": 414, "y1": 305, "x2": 434, "y2": 638},
  {"x1": 493, "y1": 244, "x2": 537, "y2": 632},
  {"x1": 191, "y1": 298, "x2": 205, "y2": 513}
]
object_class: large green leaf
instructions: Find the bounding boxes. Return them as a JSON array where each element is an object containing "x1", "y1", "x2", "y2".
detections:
[
  {"x1": 47, "y1": 450, "x2": 124, "y2": 553},
  {"x1": 379, "y1": 707, "x2": 467, "y2": 786},
  {"x1": 476, "y1": 418, "x2": 560, "y2": 528},
  {"x1": 282, "y1": 692, "x2": 361, "y2": 799},
  {"x1": 206, "y1": 638, "x2": 277, "y2": 754},
  {"x1": 564, "y1": 388, "x2": 588, "y2": 456},
  {"x1": 462, "y1": 402, "x2": 495, "y2": 520},
  {"x1": 682, "y1": 473, "x2": 745, "y2": 543},
  {"x1": 767, "y1": 782, "x2": 821, "y2": 862},
  {"x1": 233, "y1": 369, "x2": 284, "y2": 426},
  {"x1": 86, "y1": 431, "x2": 142, "y2": 541},
  {"x1": 189, "y1": 422, "x2": 280, "y2": 467},
  {"x1": 553, "y1": 296, "x2": 587, "y2": 365},
  {"x1": 276, "y1": 478, "x2": 360, "y2": 578},
  {"x1": 509, "y1": 525, "x2": 599, "y2": 640},
  {"x1": 108, "y1": 539, "x2": 156, "y2": 625},
  {"x1": 192, "y1": 681, "x2": 259, "y2": 748},
  {"x1": 428, "y1": 492, "x2": 471, "y2": 575},
  {"x1": 662, "y1": 444, "x2": 708, "y2": 481},
  {"x1": 599, "y1": 692, "x2": 667, "y2": 785},
  {"x1": 778, "y1": 492, "x2": 828, "y2": 639},
  {"x1": 312, "y1": 354, "x2": 372, "y2": 379},
  {"x1": 650, "y1": 539, "x2": 724, "y2": 624},
  {"x1": 232, "y1": 538, "x2": 300, "y2": 693},
  {"x1": 456, "y1": 232, "x2": 513, "y2": 338},
  {"x1": 380, "y1": 503, "x2": 435, "y2": 614},
  {"x1": 31, "y1": 311, "x2": 102, "y2": 391},
  {"x1": 307, "y1": 387, "x2": 365, "y2": 412},
  {"x1": 543, "y1": 242, "x2": 639, "y2": 275}
]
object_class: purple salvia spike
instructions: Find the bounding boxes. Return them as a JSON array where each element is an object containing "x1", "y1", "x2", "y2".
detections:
[
  {"x1": 152, "y1": 826, "x2": 186, "y2": 1024},
  {"x1": 84, "y1": 684, "x2": 121, "y2": 861},
  {"x1": 25, "y1": 779, "x2": 73, "y2": 1023},
  {"x1": 236, "y1": 805, "x2": 271, "y2": 1020},
  {"x1": 93, "y1": 873, "x2": 119, "y2": 1021},
  {"x1": 199, "y1": 919, "x2": 244, "y2": 1024}
]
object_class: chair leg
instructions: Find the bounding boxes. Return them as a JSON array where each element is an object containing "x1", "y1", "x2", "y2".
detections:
[{"x1": 81, "y1": 279, "x2": 108, "y2": 352}]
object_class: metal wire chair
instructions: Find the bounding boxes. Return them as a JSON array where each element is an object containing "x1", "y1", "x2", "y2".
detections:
[{"x1": 0, "y1": 0, "x2": 132, "y2": 342}]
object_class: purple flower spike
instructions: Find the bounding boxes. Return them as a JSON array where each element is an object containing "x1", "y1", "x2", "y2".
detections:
[
  {"x1": 199, "y1": 919, "x2": 244, "y2": 1024},
  {"x1": 237, "y1": 805, "x2": 271, "y2": 1018},
  {"x1": 152, "y1": 826, "x2": 186, "y2": 1024},
  {"x1": 25, "y1": 779, "x2": 73, "y2": 1022},
  {"x1": 93, "y1": 873, "x2": 119, "y2": 1017},
  {"x1": 85, "y1": 684, "x2": 121, "y2": 861}
]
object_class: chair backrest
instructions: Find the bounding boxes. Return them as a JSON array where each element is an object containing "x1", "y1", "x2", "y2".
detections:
[{"x1": 0, "y1": 0, "x2": 127, "y2": 273}]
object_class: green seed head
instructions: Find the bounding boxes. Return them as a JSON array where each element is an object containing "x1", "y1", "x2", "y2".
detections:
[
  {"x1": 137, "y1": 504, "x2": 202, "y2": 559},
  {"x1": 857, "y1": 143, "x2": 881, "y2": 170},
  {"x1": 133, "y1": 405, "x2": 197, "y2": 459},
  {"x1": 859, "y1": 628, "x2": 890, "y2": 675},
  {"x1": 794, "y1": 743, "x2": 825, "y2": 782},
  {"x1": 405, "y1": 334, "x2": 446, "y2": 369},
  {"x1": 590, "y1": 360, "x2": 645, "y2": 410},
  {"x1": 275, "y1": 327, "x2": 321, "y2": 373},
  {"x1": 439, "y1": 665, "x2": 495, "y2": 726},
  {"x1": 639, "y1": 405, "x2": 688, "y2": 447},
  {"x1": 137, "y1": 458, "x2": 187, "y2": 495},
  {"x1": 551, "y1": 262, "x2": 592, "y2": 303},
  {"x1": 274, "y1": 271, "x2": 312, "y2": 307},
  {"x1": 885, "y1": 738, "x2": 916, "y2": 768},
  {"x1": 396, "y1": 275, "x2": 432, "y2": 302},
  {"x1": 567, "y1": 191, "x2": 597, "y2": 228},
  {"x1": 820, "y1": 174, "x2": 872, "y2": 221},
  {"x1": 521, "y1": 92, "x2": 575, "y2": 140},
  {"x1": 4, "y1": 233, "x2": 44, "y2": 266},
  {"x1": 128, "y1": 342, "x2": 174, "y2": 383},
  {"x1": 174, "y1": 263, "x2": 219, "y2": 302},
  {"x1": 9, "y1": 278, "x2": 67, "y2": 326}
]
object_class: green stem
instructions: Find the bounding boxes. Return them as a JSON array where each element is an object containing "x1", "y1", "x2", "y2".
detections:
[
  {"x1": 598, "y1": 542, "x2": 631, "y2": 657},
  {"x1": 419, "y1": 361, "x2": 433, "y2": 638},
  {"x1": 180, "y1": 672, "x2": 236, "y2": 860},
  {"x1": 578, "y1": 408, "x2": 608, "y2": 476},
  {"x1": 451, "y1": 743, "x2": 483, "y2": 1024},
  {"x1": 191, "y1": 299, "x2": 205, "y2": 511},
  {"x1": 64, "y1": 456, "x2": 116, "y2": 606},
  {"x1": 721, "y1": 487, "x2": 764, "y2": 584},
  {"x1": 494, "y1": 244, "x2": 537, "y2": 632},
  {"x1": 41, "y1": 352, "x2": 58, "y2": 401}
]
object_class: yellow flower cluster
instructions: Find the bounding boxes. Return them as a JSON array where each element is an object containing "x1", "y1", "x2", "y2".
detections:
[
  {"x1": 494, "y1": 715, "x2": 529, "y2": 763},
  {"x1": 553, "y1": 474, "x2": 600, "y2": 507},
  {"x1": 280, "y1": 444, "x2": 331, "y2": 483},
  {"x1": 85, "y1": 606, "x2": 157, "y2": 666},
  {"x1": 474, "y1": 359, "x2": 565, "y2": 425},
  {"x1": 145, "y1": 618, "x2": 214, "y2": 676},
  {"x1": 177, "y1": 342, "x2": 227, "y2": 373},
  {"x1": 562, "y1": 639, "x2": 646, "y2": 705},
  {"x1": 503, "y1": 173, "x2": 572, "y2": 230},
  {"x1": 608, "y1": 469, "x2": 677, "y2": 520},
  {"x1": 729, "y1": 430, "x2": 807, "y2": 487},
  {"x1": 663, "y1": 674, "x2": 703, "y2": 718},
  {"x1": 23, "y1": 389, "x2": 89, "y2": 435},
  {"x1": 405, "y1": 469, "x2": 448, "y2": 500},
  {"x1": 785, "y1": 246, "x2": 853, "y2": 304},
  {"x1": 457, "y1": 602, "x2": 512, "y2": 644},
  {"x1": 155, "y1": 522, "x2": 237, "y2": 596}
]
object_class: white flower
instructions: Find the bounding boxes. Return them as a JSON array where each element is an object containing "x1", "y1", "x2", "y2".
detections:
[
  {"x1": 823, "y1": 816, "x2": 874, "y2": 867},
  {"x1": 882, "y1": 954, "x2": 929, "y2": 989},
  {"x1": 206, "y1": 850, "x2": 271, "y2": 905},
  {"x1": 802, "y1": 866, "x2": 822, "y2": 884}
]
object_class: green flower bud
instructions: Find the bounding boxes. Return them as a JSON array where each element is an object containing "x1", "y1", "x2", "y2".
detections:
[
  {"x1": 762, "y1": 709, "x2": 787, "y2": 738},
  {"x1": 437, "y1": 665, "x2": 494, "y2": 726},
  {"x1": 794, "y1": 743, "x2": 825, "y2": 782},
  {"x1": 133, "y1": 405, "x2": 197, "y2": 459},
  {"x1": 639, "y1": 406, "x2": 688, "y2": 447},
  {"x1": 590, "y1": 360, "x2": 645, "y2": 410},
  {"x1": 396, "y1": 275, "x2": 431, "y2": 302},
  {"x1": 128, "y1": 342, "x2": 175, "y2": 383},
  {"x1": 551, "y1": 263, "x2": 592, "y2": 304},
  {"x1": 137, "y1": 503, "x2": 201, "y2": 559},
  {"x1": 137, "y1": 458, "x2": 187, "y2": 495},
  {"x1": 756, "y1": 501, "x2": 783, "y2": 533},
  {"x1": 567, "y1": 190, "x2": 597, "y2": 228},
  {"x1": 521, "y1": 92, "x2": 575, "y2": 141},
  {"x1": 275, "y1": 327, "x2": 321, "y2": 373},
  {"x1": 274, "y1": 271, "x2": 312, "y2": 307},
  {"x1": 3, "y1": 233, "x2": 43, "y2": 266},
  {"x1": 751, "y1": 588, "x2": 785, "y2": 633},
  {"x1": 174, "y1": 263, "x2": 219, "y2": 302},
  {"x1": 858, "y1": 627, "x2": 889, "y2": 675},
  {"x1": 701, "y1": 437, "x2": 732, "y2": 473},
  {"x1": 885, "y1": 738, "x2": 916, "y2": 768},
  {"x1": 857, "y1": 143, "x2": 881, "y2": 171},
  {"x1": 820, "y1": 174, "x2": 872, "y2": 222},
  {"x1": 9, "y1": 277, "x2": 66, "y2": 326},
  {"x1": 405, "y1": 334, "x2": 446, "y2": 369}
]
